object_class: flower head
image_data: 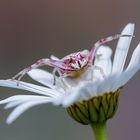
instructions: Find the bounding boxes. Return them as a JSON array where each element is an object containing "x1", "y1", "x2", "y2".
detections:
[{"x1": 0, "y1": 23, "x2": 139, "y2": 125}]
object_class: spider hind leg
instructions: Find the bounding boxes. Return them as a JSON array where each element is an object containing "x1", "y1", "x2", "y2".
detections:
[{"x1": 12, "y1": 58, "x2": 49, "y2": 85}]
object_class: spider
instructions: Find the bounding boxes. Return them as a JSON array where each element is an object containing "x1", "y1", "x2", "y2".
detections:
[{"x1": 12, "y1": 34, "x2": 132, "y2": 85}]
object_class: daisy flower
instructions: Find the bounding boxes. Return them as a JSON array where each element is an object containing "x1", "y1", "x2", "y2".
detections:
[{"x1": 0, "y1": 23, "x2": 139, "y2": 140}]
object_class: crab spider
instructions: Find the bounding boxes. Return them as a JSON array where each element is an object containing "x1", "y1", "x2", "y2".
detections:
[{"x1": 12, "y1": 34, "x2": 133, "y2": 85}]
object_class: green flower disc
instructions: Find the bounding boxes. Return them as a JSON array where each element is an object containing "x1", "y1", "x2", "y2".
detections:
[{"x1": 66, "y1": 89, "x2": 120, "y2": 125}]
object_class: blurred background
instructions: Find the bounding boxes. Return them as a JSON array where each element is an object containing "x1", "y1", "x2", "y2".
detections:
[{"x1": 0, "y1": 0, "x2": 140, "y2": 140}]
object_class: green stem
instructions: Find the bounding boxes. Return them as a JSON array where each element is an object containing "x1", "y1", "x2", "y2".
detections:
[{"x1": 91, "y1": 121, "x2": 108, "y2": 140}]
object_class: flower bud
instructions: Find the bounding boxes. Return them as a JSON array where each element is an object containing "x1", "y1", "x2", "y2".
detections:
[{"x1": 66, "y1": 89, "x2": 120, "y2": 125}]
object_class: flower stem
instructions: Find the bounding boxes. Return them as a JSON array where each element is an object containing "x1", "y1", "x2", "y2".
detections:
[{"x1": 91, "y1": 121, "x2": 108, "y2": 140}]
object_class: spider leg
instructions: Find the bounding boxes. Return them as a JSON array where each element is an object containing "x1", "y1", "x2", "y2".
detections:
[
  {"x1": 52, "y1": 68, "x2": 70, "y2": 89},
  {"x1": 88, "y1": 34, "x2": 134, "y2": 65},
  {"x1": 94, "y1": 34, "x2": 133, "y2": 48},
  {"x1": 12, "y1": 58, "x2": 50, "y2": 85},
  {"x1": 52, "y1": 68, "x2": 58, "y2": 85}
]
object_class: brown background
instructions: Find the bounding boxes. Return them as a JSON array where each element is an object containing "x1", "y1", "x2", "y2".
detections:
[{"x1": 0, "y1": 0, "x2": 140, "y2": 140}]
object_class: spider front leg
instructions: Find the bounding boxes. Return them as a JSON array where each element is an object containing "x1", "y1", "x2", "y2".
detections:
[
  {"x1": 12, "y1": 58, "x2": 49, "y2": 85},
  {"x1": 52, "y1": 68, "x2": 70, "y2": 89},
  {"x1": 88, "y1": 34, "x2": 134, "y2": 64},
  {"x1": 52, "y1": 68, "x2": 59, "y2": 85}
]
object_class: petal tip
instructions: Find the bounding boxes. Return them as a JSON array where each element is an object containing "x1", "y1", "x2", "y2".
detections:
[
  {"x1": 6, "y1": 117, "x2": 13, "y2": 125},
  {"x1": 127, "y1": 22, "x2": 135, "y2": 26},
  {"x1": 122, "y1": 23, "x2": 135, "y2": 34}
]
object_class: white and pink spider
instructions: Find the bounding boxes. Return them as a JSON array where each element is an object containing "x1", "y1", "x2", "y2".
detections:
[{"x1": 12, "y1": 34, "x2": 132, "y2": 85}]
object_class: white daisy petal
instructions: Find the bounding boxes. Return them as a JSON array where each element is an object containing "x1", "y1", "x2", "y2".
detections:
[
  {"x1": 6, "y1": 99, "x2": 52, "y2": 124},
  {"x1": 0, "y1": 80, "x2": 60, "y2": 97},
  {"x1": 27, "y1": 69, "x2": 55, "y2": 89},
  {"x1": 112, "y1": 23, "x2": 134, "y2": 74},
  {"x1": 4, "y1": 101, "x2": 22, "y2": 109},
  {"x1": 56, "y1": 81, "x2": 100, "y2": 107},
  {"x1": 112, "y1": 43, "x2": 140, "y2": 89},
  {"x1": 126, "y1": 43, "x2": 140, "y2": 71},
  {"x1": 94, "y1": 45, "x2": 112, "y2": 77},
  {"x1": 0, "y1": 95, "x2": 53, "y2": 109},
  {"x1": 99, "y1": 74, "x2": 119, "y2": 93},
  {"x1": 97, "y1": 76, "x2": 112, "y2": 94},
  {"x1": 0, "y1": 95, "x2": 51, "y2": 104}
]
